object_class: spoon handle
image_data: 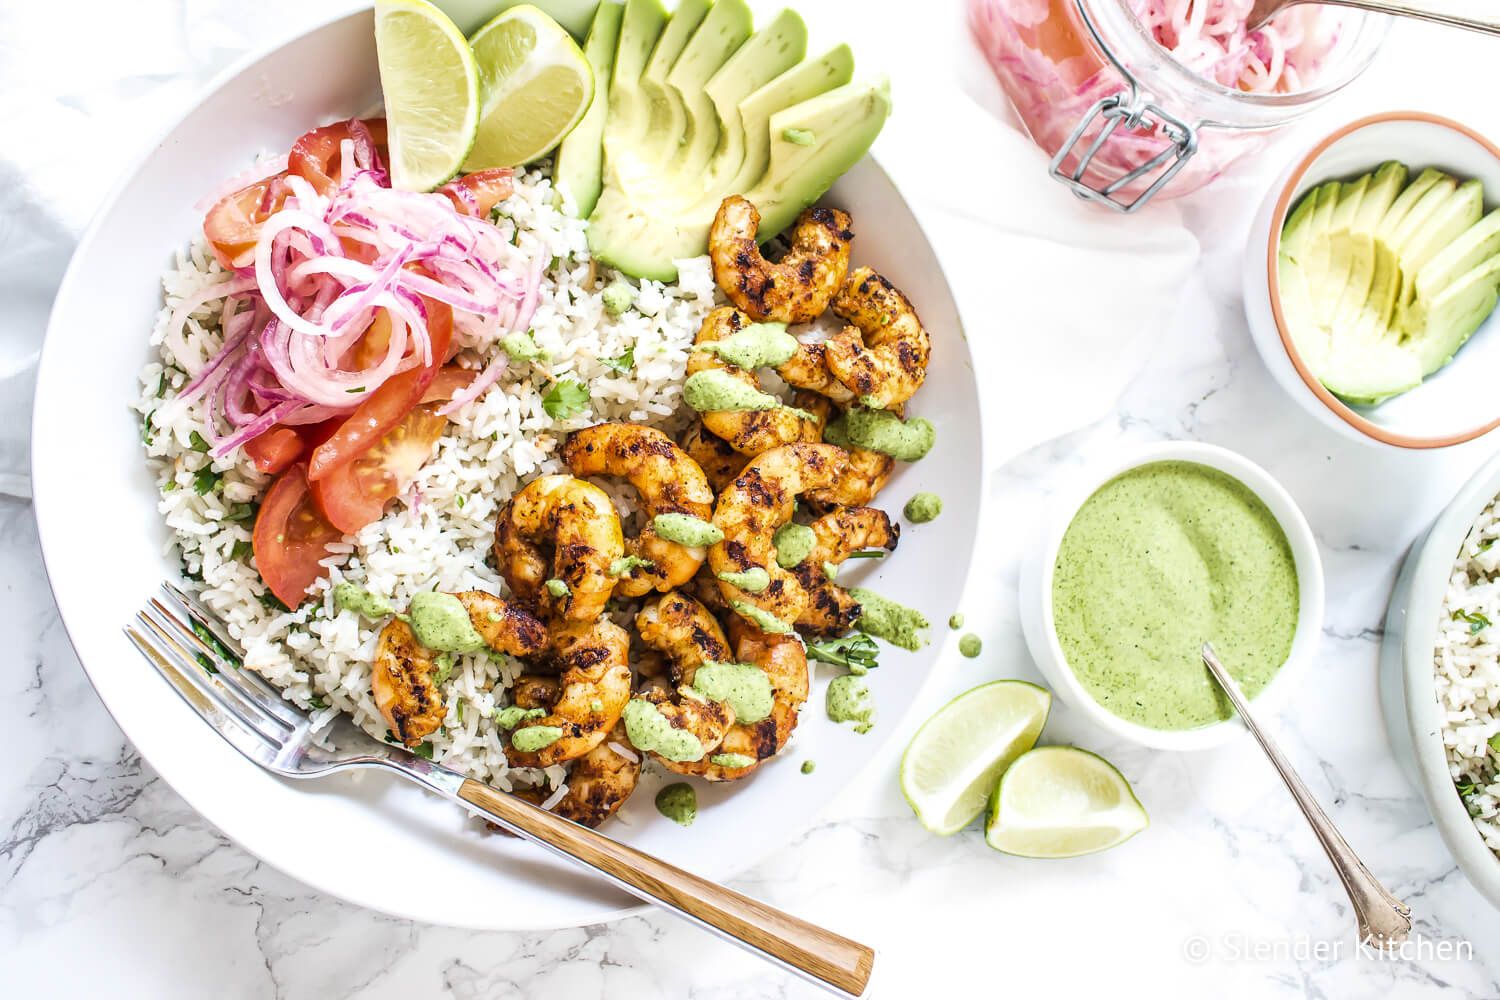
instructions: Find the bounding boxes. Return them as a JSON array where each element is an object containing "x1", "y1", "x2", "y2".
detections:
[
  {"x1": 1201, "y1": 644, "x2": 1413, "y2": 946},
  {"x1": 1286, "y1": 0, "x2": 1500, "y2": 36}
]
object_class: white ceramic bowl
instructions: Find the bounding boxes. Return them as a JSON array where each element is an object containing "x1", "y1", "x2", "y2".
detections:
[
  {"x1": 1243, "y1": 111, "x2": 1500, "y2": 450},
  {"x1": 1379, "y1": 451, "x2": 1500, "y2": 910},
  {"x1": 32, "y1": 8, "x2": 986, "y2": 929},
  {"x1": 1019, "y1": 441, "x2": 1325, "y2": 750}
]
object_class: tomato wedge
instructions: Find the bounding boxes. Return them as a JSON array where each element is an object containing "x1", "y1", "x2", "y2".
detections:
[
  {"x1": 203, "y1": 173, "x2": 290, "y2": 269},
  {"x1": 439, "y1": 168, "x2": 515, "y2": 220},
  {"x1": 421, "y1": 365, "x2": 477, "y2": 405},
  {"x1": 252, "y1": 463, "x2": 343, "y2": 608},
  {"x1": 310, "y1": 403, "x2": 448, "y2": 534},
  {"x1": 290, "y1": 119, "x2": 385, "y2": 196},
  {"x1": 307, "y1": 300, "x2": 453, "y2": 482},
  {"x1": 243, "y1": 426, "x2": 305, "y2": 475}
]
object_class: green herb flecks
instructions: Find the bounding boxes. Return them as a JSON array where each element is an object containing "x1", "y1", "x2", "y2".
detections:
[
  {"x1": 600, "y1": 346, "x2": 635, "y2": 374},
  {"x1": 1454, "y1": 609, "x2": 1492, "y2": 635},
  {"x1": 542, "y1": 379, "x2": 590, "y2": 420},
  {"x1": 188, "y1": 430, "x2": 211, "y2": 452},
  {"x1": 192, "y1": 466, "x2": 221, "y2": 495}
]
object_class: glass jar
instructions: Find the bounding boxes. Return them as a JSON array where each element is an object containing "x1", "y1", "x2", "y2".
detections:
[{"x1": 968, "y1": 0, "x2": 1388, "y2": 210}]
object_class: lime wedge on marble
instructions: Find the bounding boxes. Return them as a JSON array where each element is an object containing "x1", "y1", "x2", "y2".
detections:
[
  {"x1": 375, "y1": 0, "x2": 481, "y2": 190},
  {"x1": 985, "y1": 746, "x2": 1148, "y2": 858},
  {"x1": 900, "y1": 681, "x2": 1050, "y2": 835}
]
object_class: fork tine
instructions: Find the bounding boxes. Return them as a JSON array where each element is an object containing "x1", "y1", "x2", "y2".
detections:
[
  {"x1": 147, "y1": 595, "x2": 307, "y2": 729},
  {"x1": 160, "y1": 582, "x2": 310, "y2": 712},
  {"x1": 125, "y1": 625, "x2": 284, "y2": 770},
  {"x1": 135, "y1": 608, "x2": 291, "y2": 747}
]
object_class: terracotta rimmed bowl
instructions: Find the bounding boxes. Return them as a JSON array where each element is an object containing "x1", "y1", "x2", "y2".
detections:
[{"x1": 1243, "y1": 111, "x2": 1500, "y2": 450}]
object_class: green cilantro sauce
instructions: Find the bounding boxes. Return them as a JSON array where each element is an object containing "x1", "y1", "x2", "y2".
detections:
[
  {"x1": 800, "y1": 760, "x2": 816, "y2": 774},
  {"x1": 710, "y1": 752, "x2": 756, "y2": 769},
  {"x1": 730, "y1": 600, "x2": 794, "y2": 634},
  {"x1": 948, "y1": 613, "x2": 965, "y2": 630},
  {"x1": 717, "y1": 566, "x2": 770, "y2": 592},
  {"x1": 609, "y1": 555, "x2": 654, "y2": 577},
  {"x1": 904, "y1": 492, "x2": 943, "y2": 523},
  {"x1": 655, "y1": 783, "x2": 697, "y2": 826},
  {"x1": 691, "y1": 662, "x2": 773, "y2": 723},
  {"x1": 683, "y1": 370, "x2": 781, "y2": 413},
  {"x1": 773, "y1": 522, "x2": 816, "y2": 568},
  {"x1": 510, "y1": 725, "x2": 563, "y2": 752},
  {"x1": 827, "y1": 675, "x2": 875, "y2": 733},
  {"x1": 502, "y1": 331, "x2": 549, "y2": 362},
  {"x1": 332, "y1": 583, "x2": 394, "y2": 620},
  {"x1": 959, "y1": 634, "x2": 982, "y2": 658},
  {"x1": 544, "y1": 578, "x2": 570, "y2": 598},
  {"x1": 494, "y1": 706, "x2": 547, "y2": 729},
  {"x1": 697, "y1": 323, "x2": 797, "y2": 369},
  {"x1": 601, "y1": 279, "x2": 635, "y2": 316},
  {"x1": 653, "y1": 513, "x2": 723, "y2": 546},
  {"x1": 623, "y1": 699, "x2": 705, "y2": 761},
  {"x1": 825, "y1": 409, "x2": 935, "y2": 461},
  {"x1": 849, "y1": 588, "x2": 928, "y2": 650},
  {"x1": 1052, "y1": 461, "x2": 1299, "y2": 731},
  {"x1": 408, "y1": 592, "x2": 487, "y2": 653}
]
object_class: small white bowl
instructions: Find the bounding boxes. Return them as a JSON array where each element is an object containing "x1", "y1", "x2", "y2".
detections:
[
  {"x1": 1379, "y1": 450, "x2": 1500, "y2": 910},
  {"x1": 1243, "y1": 111, "x2": 1500, "y2": 450},
  {"x1": 1019, "y1": 441, "x2": 1325, "y2": 750}
]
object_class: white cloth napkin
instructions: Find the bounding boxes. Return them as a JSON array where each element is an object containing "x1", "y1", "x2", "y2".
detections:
[{"x1": 0, "y1": 0, "x2": 1200, "y2": 492}]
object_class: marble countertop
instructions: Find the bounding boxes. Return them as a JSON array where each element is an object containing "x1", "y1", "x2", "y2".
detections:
[{"x1": 5, "y1": 2, "x2": 1500, "y2": 997}]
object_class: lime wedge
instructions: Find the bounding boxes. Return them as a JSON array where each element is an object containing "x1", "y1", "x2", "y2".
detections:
[
  {"x1": 985, "y1": 746, "x2": 1148, "y2": 858},
  {"x1": 375, "y1": 0, "x2": 481, "y2": 190},
  {"x1": 463, "y1": 5, "x2": 595, "y2": 170},
  {"x1": 900, "y1": 681, "x2": 1050, "y2": 835}
]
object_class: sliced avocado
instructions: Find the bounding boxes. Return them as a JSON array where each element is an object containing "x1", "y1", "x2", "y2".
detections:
[
  {"x1": 587, "y1": 43, "x2": 864, "y2": 280},
  {"x1": 1280, "y1": 187, "x2": 1319, "y2": 262},
  {"x1": 1350, "y1": 161, "x2": 1407, "y2": 236},
  {"x1": 1330, "y1": 174, "x2": 1368, "y2": 234},
  {"x1": 605, "y1": 0, "x2": 667, "y2": 154},
  {"x1": 1375, "y1": 167, "x2": 1445, "y2": 244},
  {"x1": 1417, "y1": 207, "x2": 1500, "y2": 303},
  {"x1": 1352, "y1": 236, "x2": 1402, "y2": 345},
  {"x1": 1301, "y1": 182, "x2": 1341, "y2": 304},
  {"x1": 1386, "y1": 173, "x2": 1459, "y2": 255},
  {"x1": 635, "y1": 0, "x2": 710, "y2": 168},
  {"x1": 1410, "y1": 254, "x2": 1500, "y2": 375},
  {"x1": 1277, "y1": 255, "x2": 1327, "y2": 372},
  {"x1": 727, "y1": 45, "x2": 855, "y2": 197},
  {"x1": 1403, "y1": 178, "x2": 1484, "y2": 276},
  {"x1": 690, "y1": 9, "x2": 808, "y2": 205},
  {"x1": 746, "y1": 77, "x2": 892, "y2": 240},
  {"x1": 1329, "y1": 229, "x2": 1375, "y2": 337},
  {"x1": 1322, "y1": 336, "x2": 1423, "y2": 406},
  {"x1": 665, "y1": 0, "x2": 754, "y2": 198},
  {"x1": 554, "y1": 1, "x2": 624, "y2": 217}
]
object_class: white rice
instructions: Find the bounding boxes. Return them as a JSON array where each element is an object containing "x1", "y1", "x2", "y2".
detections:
[
  {"x1": 135, "y1": 164, "x2": 720, "y2": 790},
  {"x1": 1434, "y1": 498, "x2": 1500, "y2": 855}
]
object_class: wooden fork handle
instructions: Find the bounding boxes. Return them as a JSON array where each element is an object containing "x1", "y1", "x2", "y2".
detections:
[{"x1": 457, "y1": 779, "x2": 875, "y2": 996}]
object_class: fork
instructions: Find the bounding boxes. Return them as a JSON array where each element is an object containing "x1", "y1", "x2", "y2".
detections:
[
  {"x1": 1246, "y1": 0, "x2": 1500, "y2": 36},
  {"x1": 126, "y1": 583, "x2": 875, "y2": 997}
]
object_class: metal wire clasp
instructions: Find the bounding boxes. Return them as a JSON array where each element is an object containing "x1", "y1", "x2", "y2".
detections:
[{"x1": 1047, "y1": 93, "x2": 1199, "y2": 213}]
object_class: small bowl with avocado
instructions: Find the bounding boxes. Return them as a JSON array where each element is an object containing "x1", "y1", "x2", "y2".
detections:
[
  {"x1": 1019, "y1": 441, "x2": 1325, "y2": 751},
  {"x1": 1244, "y1": 111, "x2": 1500, "y2": 449}
]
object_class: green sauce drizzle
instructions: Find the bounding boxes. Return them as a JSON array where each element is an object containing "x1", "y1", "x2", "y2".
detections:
[
  {"x1": 904, "y1": 492, "x2": 943, "y2": 523},
  {"x1": 683, "y1": 370, "x2": 782, "y2": 413},
  {"x1": 825, "y1": 409, "x2": 936, "y2": 461},
  {"x1": 494, "y1": 706, "x2": 547, "y2": 729},
  {"x1": 653, "y1": 513, "x2": 723, "y2": 546},
  {"x1": 730, "y1": 600, "x2": 794, "y2": 634},
  {"x1": 849, "y1": 588, "x2": 929, "y2": 650},
  {"x1": 696, "y1": 323, "x2": 796, "y2": 369},
  {"x1": 717, "y1": 566, "x2": 770, "y2": 592},
  {"x1": 623, "y1": 699, "x2": 705, "y2": 762},
  {"x1": 773, "y1": 522, "x2": 816, "y2": 568},
  {"x1": 655, "y1": 783, "x2": 697, "y2": 826},
  {"x1": 408, "y1": 592, "x2": 487, "y2": 653},
  {"x1": 827, "y1": 675, "x2": 875, "y2": 734},
  {"x1": 544, "y1": 578, "x2": 570, "y2": 598},
  {"x1": 959, "y1": 634, "x2": 982, "y2": 658},
  {"x1": 332, "y1": 583, "x2": 394, "y2": 620},
  {"x1": 710, "y1": 752, "x2": 756, "y2": 769},
  {"x1": 691, "y1": 662, "x2": 774, "y2": 723},
  {"x1": 510, "y1": 725, "x2": 563, "y2": 752}
]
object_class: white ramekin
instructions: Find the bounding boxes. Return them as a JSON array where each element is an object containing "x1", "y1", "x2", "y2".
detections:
[
  {"x1": 1019, "y1": 441, "x2": 1326, "y2": 750},
  {"x1": 1242, "y1": 111, "x2": 1500, "y2": 450}
]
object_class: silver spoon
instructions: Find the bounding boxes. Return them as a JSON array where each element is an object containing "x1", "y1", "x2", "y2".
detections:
[
  {"x1": 1248, "y1": 0, "x2": 1500, "y2": 36},
  {"x1": 1201, "y1": 643, "x2": 1413, "y2": 947}
]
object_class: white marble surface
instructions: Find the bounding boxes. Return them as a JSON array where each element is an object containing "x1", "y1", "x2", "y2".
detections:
[{"x1": 5, "y1": 1, "x2": 1500, "y2": 997}]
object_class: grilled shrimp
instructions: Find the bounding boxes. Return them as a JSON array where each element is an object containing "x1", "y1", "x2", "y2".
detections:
[
  {"x1": 495, "y1": 475, "x2": 624, "y2": 622},
  {"x1": 562, "y1": 424, "x2": 715, "y2": 598},
  {"x1": 789, "y1": 506, "x2": 901, "y2": 636},
  {"x1": 791, "y1": 394, "x2": 895, "y2": 509},
  {"x1": 372, "y1": 591, "x2": 547, "y2": 747},
  {"x1": 776, "y1": 338, "x2": 856, "y2": 406},
  {"x1": 709, "y1": 196, "x2": 852, "y2": 324},
  {"x1": 688, "y1": 307, "x2": 823, "y2": 457},
  {"x1": 709, "y1": 442, "x2": 847, "y2": 627},
  {"x1": 680, "y1": 420, "x2": 746, "y2": 494},
  {"x1": 633, "y1": 591, "x2": 736, "y2": 763},
  {"x1": 505, "y1": 617, "x2": 632, "y2": 768},
  {"x1": 824, "y1": 267, "x2": 932, "y2": 410},
  {"x1": 549, "y1": 724, "x2": 641, "y2": 828},
  {"x1": 686, "y1": 615, "x2": 809, "y2": 779}
]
